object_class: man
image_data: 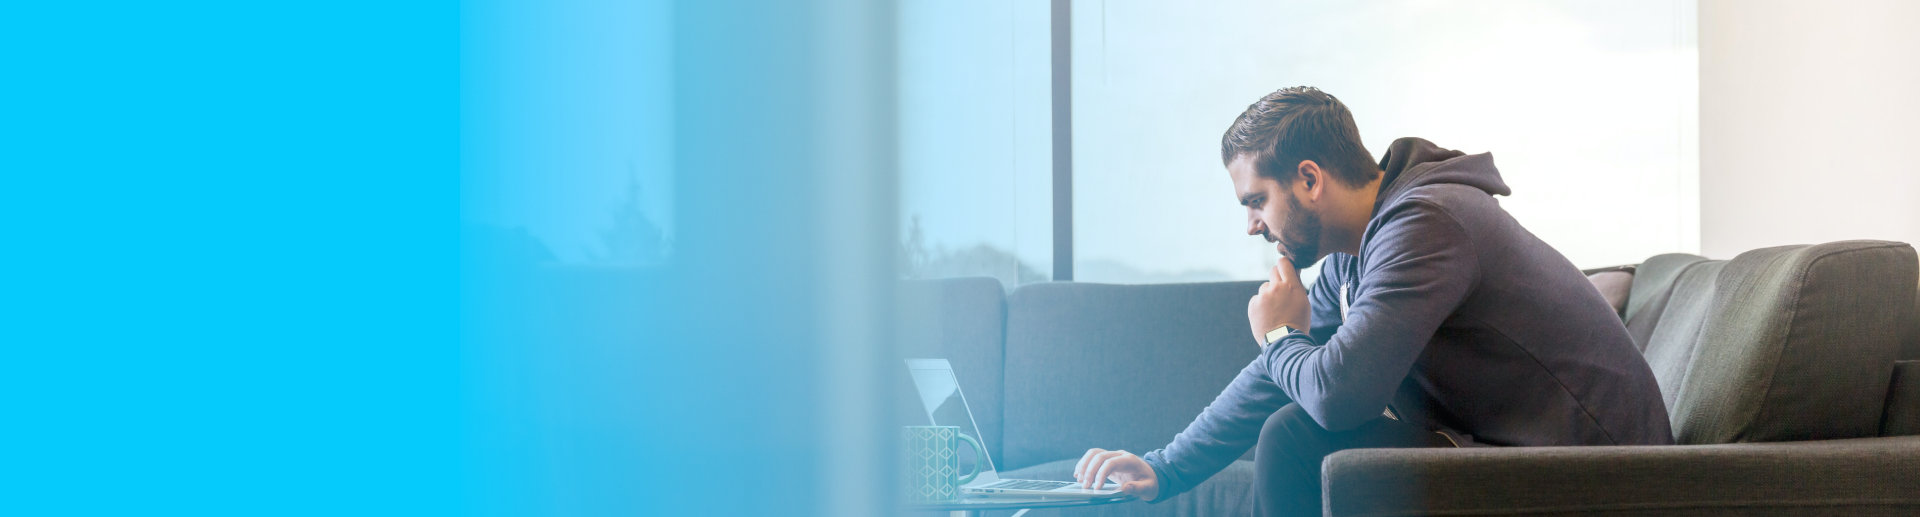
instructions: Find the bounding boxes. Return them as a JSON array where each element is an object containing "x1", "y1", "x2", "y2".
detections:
[{"x1": 1070, "y1": 86, "x2": 1673, "y2": 516}]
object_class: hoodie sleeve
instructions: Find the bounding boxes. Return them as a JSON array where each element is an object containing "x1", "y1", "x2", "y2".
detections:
[
  {"x1": 1137, "y1": 262, "x2": 1348, "y2": 502},
  {"x1": 1137, "y1": 358, "x2": 1288, "y2": 502},
  {"x1": 1262, "y1": 199, "x2": 1480, "y2": 431}
]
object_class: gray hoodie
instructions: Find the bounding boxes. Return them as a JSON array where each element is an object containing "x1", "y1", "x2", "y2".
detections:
[{"x1": 1140, "y1": 137, "x2": 1673, "y2": 501}]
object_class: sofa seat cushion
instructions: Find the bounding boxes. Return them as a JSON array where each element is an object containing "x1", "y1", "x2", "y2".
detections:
[
  {"x1": 998, "y1": 459, "x2": 1254, "y2": 517},
  {"x1": 1323, "y1": 436, "x2": 1920, "y2": 517}
]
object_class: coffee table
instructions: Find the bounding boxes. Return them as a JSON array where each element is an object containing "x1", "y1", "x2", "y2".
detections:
[{"x1": 904, "y1": 493, "x2": 1135, "y2": 517}]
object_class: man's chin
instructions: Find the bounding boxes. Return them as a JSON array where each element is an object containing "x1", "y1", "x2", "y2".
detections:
[{"x1": 1280, "y1": 248, "x2": 1324, "y2": 268}]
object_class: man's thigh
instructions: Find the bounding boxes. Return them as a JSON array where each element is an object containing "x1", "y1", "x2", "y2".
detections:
[
  {"x1": 1329, "y1": 412, "x2": 1459, "y2": 452},
  {"x1": 1263, "y1": 403, "x2": 1455, "y2": 457}
]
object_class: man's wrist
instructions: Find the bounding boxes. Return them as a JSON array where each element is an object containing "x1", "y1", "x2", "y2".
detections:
[
  {"x1": 1261, "y1": 324, "x2": 1303, "y2": 346},
  {"x1": 1140, "y1": 453, "x2": 1172, "y2": 503}
]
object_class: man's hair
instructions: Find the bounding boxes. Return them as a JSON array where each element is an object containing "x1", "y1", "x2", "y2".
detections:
[{"x1": 1220, "y1": 86, "x2": 1379, "y2": 187}]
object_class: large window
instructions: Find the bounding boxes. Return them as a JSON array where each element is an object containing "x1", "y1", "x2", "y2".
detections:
[
  {"x1": 901, "y1": 1, "x2": 1699, "y2": 286},
  {"x1": 896, "y1": 1, "x2": 1054, "y2": 287},
  {"x1": 1073, "y1": 0, "x2": 1698, "y2": 283}
]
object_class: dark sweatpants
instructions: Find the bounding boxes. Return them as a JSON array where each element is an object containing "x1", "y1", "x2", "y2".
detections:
[{"x1": 1252, "y1": 403, "x2": 1457, "y2": 517}]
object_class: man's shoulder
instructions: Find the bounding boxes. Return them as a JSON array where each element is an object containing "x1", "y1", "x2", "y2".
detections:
[
  {"x1": 1371, "y1": 184, "x2": 1517, "y2": 251},
  {"x1": 1385, "y1": 184, "x2": 1501, "y2": 220}
]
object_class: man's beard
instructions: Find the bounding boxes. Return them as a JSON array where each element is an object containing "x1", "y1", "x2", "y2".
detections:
[{"x1": 1279, "y1": 192, "x2": 1322, "y2": 266}]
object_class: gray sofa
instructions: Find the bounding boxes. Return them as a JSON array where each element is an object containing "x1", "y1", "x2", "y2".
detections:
[{"x1": 901, "y1": 240, "x2": 1920, "y2": 516}]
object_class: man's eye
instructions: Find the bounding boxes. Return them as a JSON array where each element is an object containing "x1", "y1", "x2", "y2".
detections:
[{"x1": 1251, "y1": 197, "x2": 1265, "y2": 208}]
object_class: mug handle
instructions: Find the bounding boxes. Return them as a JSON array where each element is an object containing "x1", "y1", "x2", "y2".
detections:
[{"x1": 955, "y1": 433, "x2": 985, "y2": 485}]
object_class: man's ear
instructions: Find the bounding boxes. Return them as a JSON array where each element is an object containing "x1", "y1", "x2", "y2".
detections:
[{"x1": 1295, "y1": 160, "x2": 1322, "y2": 201}]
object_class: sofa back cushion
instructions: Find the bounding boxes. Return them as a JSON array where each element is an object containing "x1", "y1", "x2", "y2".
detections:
[
  {"x1": 1906, "y1": 276, "x2": 1920, "y2": 360},
  {"x1": 999, "y1": 281, "x2": 1261, "y2": 470},
  {"x1": 1623, "y1": 253, "x2": 1713, "y2": 351},
  {"x1": 897, "y1": 277, "x2": 1008, "y2": 464},
  {"x1": 1634, "y1": 241, "x2": 1916, "y2": 444}
]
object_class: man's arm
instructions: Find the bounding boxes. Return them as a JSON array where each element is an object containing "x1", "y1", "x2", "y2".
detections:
[
  {"x1": 1134, "y1": 357, "x2": 1290, "y2": 500},
  {"x1": 1075, "y1": 263, "x2": 1349, "y2": 502},
  {"x1": 1263, "y1": 201, "x2": 1479, "y2": 431}
]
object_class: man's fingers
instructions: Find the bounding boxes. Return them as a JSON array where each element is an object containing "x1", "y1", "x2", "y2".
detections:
[
  {"x1": 1091, "y1": 451, "x2": 1129, "y2": 490},
  {"x1": 1269, "y1": 263, "x2": 1283, "y2": 285},
  {"x1": 1278, "y1": 256, "x2": 1297, "y2": 283},
  {"x1": 1084, "y1": 451, "x2": 1122, "y2": 489},
  {"x1": 1080, "y1": 452, "x2": 1111, "y2": 488},
  {"x1": 1083, "y1": 453, "x2": 1110, "y2": 489},
  {"x1": 1073, "y1": 448, "x2": 1105, "y2": 481}
]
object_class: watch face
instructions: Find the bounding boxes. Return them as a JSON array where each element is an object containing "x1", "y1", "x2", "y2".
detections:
[{"x1": 1266, "y1": 326, "x2": 1292, "y2": 344}]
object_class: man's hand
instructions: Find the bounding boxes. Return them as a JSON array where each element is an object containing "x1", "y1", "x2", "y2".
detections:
[
  {"x1": 1073, "y1": 448, "x2": 1159, "y2": 501},
  {"x1": 1248, "y1": 256, "x2": 1311, "y2": 348}
]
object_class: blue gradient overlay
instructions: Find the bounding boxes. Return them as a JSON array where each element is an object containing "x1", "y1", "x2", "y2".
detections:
[
  {"x1": 6, "y1": 0, "x2": 896, "y2": 515},
  {"x1": 461, "y1": 0, "x2": 898, "y2": 515}
]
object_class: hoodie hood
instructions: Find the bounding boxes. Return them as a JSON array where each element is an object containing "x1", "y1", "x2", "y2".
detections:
[{"x1": 1372, "y1": 137, "x2": 1511, "y2": 216}]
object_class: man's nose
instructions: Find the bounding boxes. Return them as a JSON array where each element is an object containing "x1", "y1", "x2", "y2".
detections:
[{"x1": 1246, "y1": 215, "x2": 1264, "y2": 237}]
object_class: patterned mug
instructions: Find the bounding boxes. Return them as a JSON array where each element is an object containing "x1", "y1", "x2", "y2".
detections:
[{"x1": 902, "y1": 425, "x2": 985, "y2": 503}]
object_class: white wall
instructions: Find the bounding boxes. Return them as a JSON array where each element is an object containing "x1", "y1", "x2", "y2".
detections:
[{"x1": 1699, "y1": 0, "x2": 1920, "y2": 259}]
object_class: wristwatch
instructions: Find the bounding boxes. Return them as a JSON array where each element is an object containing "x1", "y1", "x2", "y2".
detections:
[{"x1": 1262, "y1": 325, "x2": 1299, "y2": 346}]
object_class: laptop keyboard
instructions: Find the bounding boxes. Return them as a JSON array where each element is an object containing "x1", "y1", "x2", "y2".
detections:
[{"x1": 983, "y1": 479, "x2": 1078, "y2": 491}]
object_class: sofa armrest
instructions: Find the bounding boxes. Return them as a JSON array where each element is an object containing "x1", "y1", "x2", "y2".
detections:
[{"x1": 1323, "y1": 436, "x2": 1920, "y2": 517}]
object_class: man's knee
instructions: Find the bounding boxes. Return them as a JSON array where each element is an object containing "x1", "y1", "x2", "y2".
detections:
[
  {"x1": 1261, "y1": 403, "x2": 1323, "y2": 442},
  {"x1": 1256, "y1": 403, "x2": 1326, "y2": 464}
]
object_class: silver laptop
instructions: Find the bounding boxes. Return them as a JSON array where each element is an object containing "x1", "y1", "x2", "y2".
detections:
[{"x1": 905, "y1": 358, "x2": 1124, "y2": 499}]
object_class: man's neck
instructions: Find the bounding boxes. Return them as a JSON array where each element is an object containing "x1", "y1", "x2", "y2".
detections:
[
  {"x1": 1334, "y1": 173, "x2": 1385, "y2": 255},
  {"x1": 1357, "y1": 173, "x2": 1383, "y2": 221}
]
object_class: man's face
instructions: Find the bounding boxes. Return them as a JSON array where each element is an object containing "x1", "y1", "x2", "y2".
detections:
[{"x1": 1228, "y1": 155, "x2": 1322, "y2": 265}]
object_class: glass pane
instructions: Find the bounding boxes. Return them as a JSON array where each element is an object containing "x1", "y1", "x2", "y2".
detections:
[
  {"x1": 1072, "y1": 0, "x2": 1698, "y2": 283},
  {"x1": 897, "y1": 0, "x2": 1054, "y2": 287}
]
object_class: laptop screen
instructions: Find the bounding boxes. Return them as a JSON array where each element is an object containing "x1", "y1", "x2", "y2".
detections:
[{"x1": 905, "y1": 358, "x2": 1000, "y2": 484}]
